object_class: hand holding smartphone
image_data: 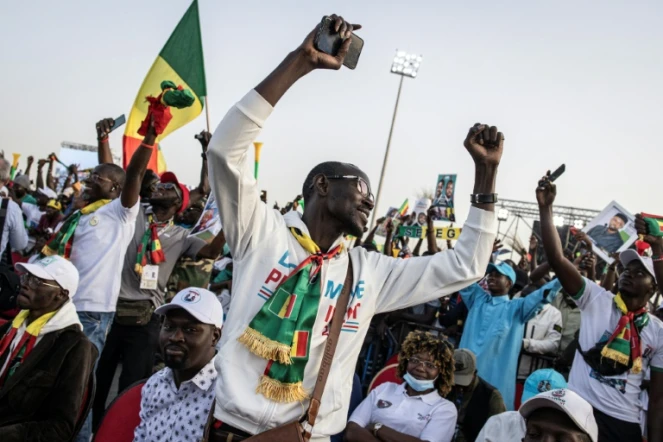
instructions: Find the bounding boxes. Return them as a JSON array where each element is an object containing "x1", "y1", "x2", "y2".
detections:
[{"x1": 314, "y1": 15, "x2": 364, "y2": 69}]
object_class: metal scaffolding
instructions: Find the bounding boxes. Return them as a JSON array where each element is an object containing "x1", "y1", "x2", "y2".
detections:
[{"x1": 497, "y1": 198, "x2": 600, "y2": 224}]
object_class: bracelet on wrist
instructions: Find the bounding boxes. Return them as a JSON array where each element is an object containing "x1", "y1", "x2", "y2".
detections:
[
  {"x1": 140, "y1": 142, "x2": 155, "y2": 149},
  {"x1": 98, "y1": 137, "x2": 109, "y2": 143},
  {"x1": 470, "y1": 193, "x2": 498, "y2": 204}
]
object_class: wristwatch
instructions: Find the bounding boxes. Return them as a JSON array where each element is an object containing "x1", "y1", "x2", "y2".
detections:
[
  {"x1": 470, "y1": 193, "x2": 498, "y2": 204},
  {"x1": 373, "y1": 423, "x2": 384, "y2": 437}
]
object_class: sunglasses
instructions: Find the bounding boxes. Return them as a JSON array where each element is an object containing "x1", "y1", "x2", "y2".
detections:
[
  {"x1": 85, "y1": 173, "x2": 117, "y2": 187},
  {"x1": 157, "y1": 182, "x2": 182, "y2": 199},
  {"x1": 323, "y1": 175, "x2": 374, "y2": 202},
  {"x1": 20, "y1": 273, "x2": 61, "y2": 290}
]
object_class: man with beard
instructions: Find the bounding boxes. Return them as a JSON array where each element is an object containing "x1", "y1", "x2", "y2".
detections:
[
  {"x1": 458, "y1": 262, "x2": 559, "y2": 410},
  {"x1": 92, "y1": 168, "x2": 226, "y2": 428},
  {"x1": 587, "y1": 213, "x2": 627, "y2": 254},
  {"x1": 537, "y1": 174, "x2": 663, "y2": 442},
  {"x1": 133, "y1": 287, "x2": 223, "y2": 442},
  {"x1": 206, "y1": 15, "x2": 500, "y2": 441}
]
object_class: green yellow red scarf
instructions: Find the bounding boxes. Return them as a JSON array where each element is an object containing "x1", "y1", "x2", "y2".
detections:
[
  {"x1": 601, "y1": 293, "x2": 649, "y2": 373},
  {"x1": 42, "y1": 199, "x2": 111, "y2": 259},
  {"x1": 0, "y1": 310, "x2": 57, "y2": 386},
  {"x1": 135, "y1": 213, "x2": 169, "y2": 275},
  {"x1": 238, "y1": 227, "x2": 342, "y2": 403}
]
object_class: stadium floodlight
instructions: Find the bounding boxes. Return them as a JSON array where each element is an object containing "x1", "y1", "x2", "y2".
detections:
[
  {"x1": 553, "y1": 216, "x2": 566, "y2": 227},
  {"x1": 497, "y1": 208, "x2": 509, "y2": 221},
  {"x1": 573, "y1": 219, "x2": 585, "y2": 229},
  {"x1": 391, "y1": 51, "x2": 423, "y2": 78}
]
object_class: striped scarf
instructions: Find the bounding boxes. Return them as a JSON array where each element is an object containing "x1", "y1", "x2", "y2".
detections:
[
  {"x1": 0, "y1": 310, "x2": 57, "y2": 387},
  {"x1": 135, "y1": 213, "x2": 169, "y2": 275},
  {"x1": 601, "y1": 293, "x2": 649, "y2": 374},
  {"x1": 238, "y1": 227, "x2": 343, "y2": 403},
  {"x1": 42, "y1": 199, "x2": 111, "y2": 259}
]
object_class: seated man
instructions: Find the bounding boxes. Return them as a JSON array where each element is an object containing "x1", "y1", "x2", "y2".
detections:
[
  {"x1": 459, "y1": 262, "x2": 558, "y2": 409},
  {"x1": 133, "y1": 287, "x2": 223, "y2": 442},
  {"x1": 446, "y1": 349, "x2": 505, "y2": 442},
  {"x1": 476, "y1": 388, "x2": 598, "y2": 442},
  {"x1": 0, "y1": 255, "x2": 96, "y2": 442}
]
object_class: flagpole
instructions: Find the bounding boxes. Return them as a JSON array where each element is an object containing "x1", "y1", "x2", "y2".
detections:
[{"x1": 204, "y1": 96, "x2": 211, "y2": 132}]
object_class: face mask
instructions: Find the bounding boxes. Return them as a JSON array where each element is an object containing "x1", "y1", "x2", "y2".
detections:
[
  {"x1": 214, "y1": 269, "x2": 232, "y2": 283},
  {"x1": 403, "y1": 372, "x2": 437, "y2": 392}
]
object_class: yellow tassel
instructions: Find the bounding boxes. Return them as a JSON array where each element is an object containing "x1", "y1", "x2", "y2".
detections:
[
  {"x1": 238, "y1": 327, "x2": 293, "y2": 365},
  {"x1": 135, "y1": 263, "x2": 143, "y2": 275},
  {"x1": 632, "y1": 357, "x2": 643, "y2": 374},
  {"x1": 256, "y1": 375, "x2": 309, "y2": 403},
  {"x1": 41, "y1": 246, "x2": 56, "y2": 257},
  {"x1": 601, "y1": 346, "x2": 630, "y2": 366}
]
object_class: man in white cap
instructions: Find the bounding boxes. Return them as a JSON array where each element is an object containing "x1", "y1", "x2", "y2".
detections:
[
  {"x1": 0, "y1": 255, "x2": 96, "y2": 441},
  {"x1": 477, "y1": 388, "x2": 598, "y2": 442},
  {"x1": 133, "y1": 287, "x2": 223, "y2": 442},
  {"x1": 538, "y1": 175, "x2": 663, "y2": 441}
]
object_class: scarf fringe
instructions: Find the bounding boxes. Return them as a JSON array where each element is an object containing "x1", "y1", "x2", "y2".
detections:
[
  {"x1": 632, "y1": 357, "x2": 643, "y2": 374},
  {"x1": 238, "y1": 327, "x2": 293, "y2": 365},
  {"x1": 601, "y1": 346, "x2": 631, "y2": 366},
  {"x1": 41, "y1": 246, "x2": 56, "y2": 257},
  {"x1": 256, "y1": 375, "x2": 309, "y2": 403}
]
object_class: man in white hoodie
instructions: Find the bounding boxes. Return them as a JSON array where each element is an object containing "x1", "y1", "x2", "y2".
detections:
[
  {"x1": 207, "y1": 15, "x2": 501, "y2": 441},
  {"x1": 0, "y1": 255, "x2": 96, "y2": 442}
]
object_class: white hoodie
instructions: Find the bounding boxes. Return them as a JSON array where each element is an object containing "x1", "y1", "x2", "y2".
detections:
[
  {"x1": 208, "y1": 89, "x2": 497, "y2": 441},
  {"x1": 517, "y1": 303, "x2": 563, "y2": 379},
  {"x1": 0, "y1": 301, "x2": 82, "y2": 377}
]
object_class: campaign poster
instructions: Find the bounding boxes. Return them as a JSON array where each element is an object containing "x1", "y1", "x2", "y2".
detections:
[
  {"x1": 190, "y1": 193, "x2": 222, "y2": 242},
  {"x1": 376, "y1": 206, "x2": 399, "y2": 237},
  {"x1": 431, "y1": 174, "x2": 456, "y2": 222},
  {"x1": 583, "y1": 201, "x2": 637, "y2": 264},
  {"x1": 413, "y1": 198, "x2": 431, "y2": 226}
]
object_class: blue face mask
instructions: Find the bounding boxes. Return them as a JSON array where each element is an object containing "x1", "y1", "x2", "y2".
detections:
[
  {"x1": 214, "y1": 268, "x2": 232, "y2": 283},
  {"x1": 403, "y1": 372, "x2": 437, "y2": 392}
]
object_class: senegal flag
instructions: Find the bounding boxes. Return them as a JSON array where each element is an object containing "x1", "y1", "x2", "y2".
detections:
[{"x1": 123, "y1": 0, "x2": 207, "y2": 174}]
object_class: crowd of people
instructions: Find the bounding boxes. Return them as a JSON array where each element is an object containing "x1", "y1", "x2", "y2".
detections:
[{"x1": 0, "y1": 13, "x2": 660, "y2": 442}]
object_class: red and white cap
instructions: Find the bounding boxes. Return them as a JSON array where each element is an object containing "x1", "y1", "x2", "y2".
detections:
[
  {"x1": 155, "y1": 287, "x2": 223, "y2": 328},
  {"x1": 160, "y1": 171, "x2": 190, "y2": 214},
  {"x1": 519, "y1": 389, "x2": 598, "y2": 442}
]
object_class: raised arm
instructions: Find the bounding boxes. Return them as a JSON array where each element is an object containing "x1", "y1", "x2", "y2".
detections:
[
  {"x1": 122, "y1": 118, "x2": 156, "y2": 208},
  {"x1": 426, "y1": 206, "x2": 438, "y2": 253},
  {"x1": 537, "y1": 174, "x2": 585, "y2": 295},
  {"x1": 208, "y1": 15, "x2": 361, "y2": 260},
  {"x1": 95, "y1": 118, "x2": 115, "y2": 164},
  {"x1": 46, "y1": 155, "x2": 57, "y2": 191},
  {"x1": 24, "y1": 155, "x2": 34, "y2": 178},
  {"x1": 36, "y1": 159, "x2": 46, "y2": 190},
  {"x1": 373, "y1": 123, "x2": 501, "y2": 313},
  {"x1": 189, "y1": 131, "x2": 211, "y2": 205},
  {"x1": 635, "y1": 213, "x2": 663, "y2": 295}
]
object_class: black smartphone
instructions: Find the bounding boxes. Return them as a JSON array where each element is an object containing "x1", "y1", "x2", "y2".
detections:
[
  {"x1": 110, "y1": 114, "x2": 126, "y2": 133},
  {"x1": 314, "y1": 16, "x2": 364, "y2": 70},
  {"x1": 549, "y1": 164, "x2": 566, "y2": 183}
]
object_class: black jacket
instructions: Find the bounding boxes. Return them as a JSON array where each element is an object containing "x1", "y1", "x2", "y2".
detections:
[{"x1": 0, "y1": 322, "x2": 97, "y2": 442}]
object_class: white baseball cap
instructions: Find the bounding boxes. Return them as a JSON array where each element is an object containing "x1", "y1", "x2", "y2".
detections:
[
  {"x1": 155, "y1": 287, "x2": 223, "y2": 328},
  {"x1": 620, "y1": 249, "x2": 656, "y2": 282},
  {"x1": 38, "y1": 187, "x2": 58, "y2": 200},
  {"x1": 15, "y1": 255, "x2": 79, "y2": 298},
  {"x1": 519, "y1": 389, "x2": 598, "y2": 442}
]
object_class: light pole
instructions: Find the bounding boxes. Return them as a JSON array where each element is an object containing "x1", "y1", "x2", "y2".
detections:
[{"x1": 370, "y1": 50, "x2": 422, "y2": 227}]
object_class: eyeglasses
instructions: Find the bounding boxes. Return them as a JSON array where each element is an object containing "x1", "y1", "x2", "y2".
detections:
[
  {"x1": 157, "y1": 182, "x2": 182, "y2": 199},
  {"x1": 408, "y1": 357, "x2": 439, "y2": 370},
  {"x1": 20, "y1": 273, "x2": 61, "y2": 290},
  {"x1": 324, "y1": 175, "x2": 374, "y2": 202},
  {"x1": 85, "y1": 173, "x2": 116, "y2": 187}
]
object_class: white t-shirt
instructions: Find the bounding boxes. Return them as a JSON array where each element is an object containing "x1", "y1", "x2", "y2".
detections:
[
  {"x1": 21, "y1": 201, "x2": 44, "y2": 229},
  {"x1": 69, "y1": 198, "x2": 139, "y2": 312},
  {"x1": 568, "y1": 279, "x2": 663, "y2": 423},
  {"x1": 349, "y1": 382, "x2": 457, "y2": 442}
]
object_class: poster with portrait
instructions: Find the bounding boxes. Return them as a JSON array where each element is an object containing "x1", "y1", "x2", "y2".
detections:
[
  {"x1": 376, "y1": 206, "x2": 399, "y2": 237},
  {"x1": 582, "y1": 200, "x2": 637, "y2": 264},
  {"x1": 413, "y1": 198, "x2": 431, "y2": 226},
  {"x1": 431, "y1": 174, "x2": 456, "y2": 222},
  {"x1": 190, "y1": 193, "x2": 222, "y2": 242}
]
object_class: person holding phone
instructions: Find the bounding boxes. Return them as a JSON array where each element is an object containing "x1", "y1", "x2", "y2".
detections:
[{"x1": 206, "y1": 14, "x2": 502, "y2": 441}]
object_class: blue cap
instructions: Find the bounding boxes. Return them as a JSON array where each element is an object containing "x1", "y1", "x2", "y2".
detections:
[
  {"x1": 522, "y1": 369, "x2": 567, "y2": 403},
  {"x1": 486, "y1": 262, "x2": 517, "y2": 285}
]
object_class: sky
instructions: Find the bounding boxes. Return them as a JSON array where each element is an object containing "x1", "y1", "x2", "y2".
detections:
[{"x1": 3, "y1": 0, "x2": 663, "y2": 238}]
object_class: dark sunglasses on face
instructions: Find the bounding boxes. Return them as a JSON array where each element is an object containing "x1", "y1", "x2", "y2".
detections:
[
  {"x1": 315, "y1": 175, "x2": 374, "y2": 202},
  {"x1": 157, "y1": 182, "x2": 182, "y2": 199},
  {"x1": 85, "y1": 173, "x2": 115, "y2": 186}
]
